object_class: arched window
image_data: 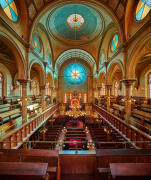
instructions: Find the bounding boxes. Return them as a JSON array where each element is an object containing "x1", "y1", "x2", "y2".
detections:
[
  {"x1": 47, "y1": 53, "x2": 52, "y2": 67},
  {"x1": 64, "y1": 93, "x2": 67, "y2": 103},
  {"x1": 0, "y1": 72, "x2": 4, "y2": 97},
  {"x1": 34, "y1": 35, "x2": 41, "y2": 53},
  {"x1": 0, "y1": 0, "x2": 18, "y2": 22},
  {"x1": 99, "y1": 52, "x2": 105, "y2": 67},
  {"x1": 79, "y1": 93, "x2": 81, "y2": 99},
  {"x1": 136, "y1": 0, "x2": 151, "y2": 21},
  {"x1": 101, "y1": 83, "x2": 105, "y2": 96},
  {"x1": 70, "y1": 93, "x2": 72, "y2": 100},
  {"x1": 148, "y1": 73, "x2": 151, "y2": 98},
  {"x1": 33, "y1": 81, "x2": 37, "y2": 96},
  {"x1": 84, "y1": 93, "x2": 87, "y2": 103},
  {"x1": 46, "y1": 82, "x2": 49, "y2": 96},
  {"x1": 114, "y1": 81, "x2": 119, "y2": 96},
  {"x1": 111, "y1": 34, "x2": 119, "y2": 52}
]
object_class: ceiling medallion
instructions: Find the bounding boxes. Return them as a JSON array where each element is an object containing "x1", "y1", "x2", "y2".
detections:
[{"x1": 67, "y1": 14, "x2": 85, "y2": 29}]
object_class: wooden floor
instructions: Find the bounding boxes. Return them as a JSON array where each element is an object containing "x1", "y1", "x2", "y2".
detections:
[{"x1": 61, "y1": 175, "x2": 94, "y2": 180}]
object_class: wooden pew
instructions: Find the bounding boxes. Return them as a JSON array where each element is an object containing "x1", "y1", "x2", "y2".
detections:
[
  {"x1": 132, "y1": 109, "x2": 151, "y2": 125},
  {"x1": 0, "y1": 162, "x2": 48, "y2": 180},
  {"x1": 110, "y1": 163, "x2": 151, "y2": 180},
  {"x1": 96, "y1": 149, "x2": 151, "y2": 168},
  {"x1": 0, "y1": 149, "x2": 60, "y2": 180}
]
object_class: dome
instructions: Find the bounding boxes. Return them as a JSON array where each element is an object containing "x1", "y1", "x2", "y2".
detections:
[{"x1": 47, "y1": 3, "x2": 104, "y2": 45}]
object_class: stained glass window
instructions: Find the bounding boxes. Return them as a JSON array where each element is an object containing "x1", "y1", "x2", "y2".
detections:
[
  {"x1": 149, "y1": 73, "x2": 151, "y2": 98},
  {"x1": 114, "y1": 81, "x2": 119, "y2": 96},
  {"x1": 136, "y1": 0, "x2": 151, "y2": 21},
  {"x1": 33, "y1": 81, "x2": 38, "y2": 96},
  {"x1": 99, "y1": 52, "x2": 105, "y2": 67},
  {"x1": 101, "y1": 83, "x2": 106, "y2": 96},
  {"x1": 0, "y1": 72, "x2": 3, "y2": 97},
  {"x1": 111, "y1": 34, "x2": 119, "y2": 52},
  {"x1": 64, "y1": 93, "x2": 67, "y2": 103},
  {"x1": 67, "y1": 14, "x2": 85, "y2": 29},
  {"x1": 64, "y1": 63, "x2": 87, "y2": 85},
  {"x1": 46, "y1": 82, "x2": 50, "y2": 95},
  {"x1": 34, "y1": 35, "x2": 41, "y2": 53},
  {"x1": 84, "y1": 93, "x2": 87, "y2": 103},
  {"x1": 48, "y1": 53, "x2": 52, "y2": 67},
  {"x1": 0, "y1": 0, "x2": 18, "y2": 22}
]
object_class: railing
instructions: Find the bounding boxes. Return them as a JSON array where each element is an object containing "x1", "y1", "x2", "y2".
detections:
[
  {"x1": 0, "y1": 104, "x2": 59, "y2": 149},
  {"x1": 1, "y1": 140, "x2": 151, "y2": 151},
  {"x1": 93, "y1": 105, "x2": 151, "y2": 149}
]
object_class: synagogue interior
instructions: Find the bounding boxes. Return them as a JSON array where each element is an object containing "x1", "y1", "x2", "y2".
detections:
[{"x1": 0, "y1": 0, "x2": 151, "y2": 180}]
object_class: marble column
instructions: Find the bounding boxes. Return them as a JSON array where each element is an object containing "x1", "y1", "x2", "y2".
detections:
[
  {"x1": 106, "y1": 85, "x2": 112, "y2": 111},
  {"x1": 88, "y1": 76, "x2": 93, "y2": 103},
  {"x1": 40, "y1": 85, "x2": 46, "y2": 111},
  {"x1": 122, "y1": 79, "x2": 136, "y2": 121},
  {"x1": 97, "y1": 87, "x2": 101, "y2": 105},
  {"x1": 18, "y1": 79, "x2": 28, "y2": 123},
  {"x1": 50, "y1": 86, "x2": 54, "y2": 104}
]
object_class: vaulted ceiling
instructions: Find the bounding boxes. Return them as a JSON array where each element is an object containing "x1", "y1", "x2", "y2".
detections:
[{"x1": 26, "y1": 0, "x2": 127, "y2": 27}]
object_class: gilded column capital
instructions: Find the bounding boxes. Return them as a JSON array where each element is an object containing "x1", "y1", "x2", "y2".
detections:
[
  {"x1": 121, "y1": 79, "x2": 136, "y2": 87},
  {"x1": 105, "y1": 84, "x2": 112, "y2": 90},
  {"x1": 17, "y1": 79, "x2": 29, "y2": 87},
  {"x1": 40, "y1": 85, "x2": 46, "y2": 90}
]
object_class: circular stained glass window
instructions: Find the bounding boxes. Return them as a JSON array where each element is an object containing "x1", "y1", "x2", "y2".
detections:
[
  {"x1": 111, "y1": 34, "x2": 119, "y2": 52},
  {"x1": 0, "y1": 0, "x2": 18, "y2": 22},
  {"x1": 67, "y1": 14, "x2": 85, "y2": 29},
  {"x1": 136, "y1": 0, "x2": 151, "y2": 21},
  {"x1": 64, "y1": 63, "x2": 87, "y2": 85},
  {"x1": 34, "y1": 35, "x2": 41, "y2": 53}
]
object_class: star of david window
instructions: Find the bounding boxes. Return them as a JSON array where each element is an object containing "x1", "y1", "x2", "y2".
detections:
[{"x1": 64, "y1": 63, "x2": 87, "y2": 85}]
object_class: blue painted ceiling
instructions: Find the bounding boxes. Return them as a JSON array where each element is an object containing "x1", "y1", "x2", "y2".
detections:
[{"x1": 47, "y1": 3, "x2": 103, "y2": 43}]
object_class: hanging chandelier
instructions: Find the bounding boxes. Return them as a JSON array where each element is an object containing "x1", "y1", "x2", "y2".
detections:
[{"x1": 66, "y1": 103, "x2": 86, "y2": 118}]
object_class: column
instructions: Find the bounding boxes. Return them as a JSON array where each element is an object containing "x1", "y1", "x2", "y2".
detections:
[
  {"x1": 88, "y1": 76, "x2": 93, "y2": 103},
  {"x1": 18, "y1": 79, "x2": 28, "y2": 123},
  {"x1": 106, "y1": 85, "x2": 112, "y2": 111},
  {"x1": 50, "y1": 86, "x2": 54, "y2": 104},
  {"x1": 97, "y1": 86, "x2": 101, "y2": 105},
  {"x1": 40, "y1": 85, "x2": 46, "y2": 111},
  {"x1": 122, "y1": 79, "x2": 136, "y2": 121}
]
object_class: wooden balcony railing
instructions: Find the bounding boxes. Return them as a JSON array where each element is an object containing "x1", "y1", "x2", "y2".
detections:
[
  {"x1": 93, "y1": 105, "x2": 151, "y2": 149},
  {"x1": 0, "y1": 104, "x2": 59, "y2": 149}
]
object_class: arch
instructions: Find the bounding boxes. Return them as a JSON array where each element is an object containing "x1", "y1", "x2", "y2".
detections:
[
  {"x1": 0, "y1": 63, "x2": 12, "y2": 97},
  {"x1": 55, "y1": 49, "x2": 96, "y2": 73},
  {"x1": 0, "y1": 72, "x2": 4, "y2": 97},
  {"x1": 127, "y1": 33, "x2": 151, "y2": 79},
  {"x1": 0, "y1": 32, "x2": 26, "y2": 79},
  {"x1": 35, "y1": 23, "x2": 55, "y2": 68},
  {"x1": 108, "y1": 61, "x2": 124, "y2": 85},
  {"x1": 29, "y1": 60, "x2": 45, "y2": 86},
  {"x1": 29, "y1": 0, "x2": 124, "y2": 46}
]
